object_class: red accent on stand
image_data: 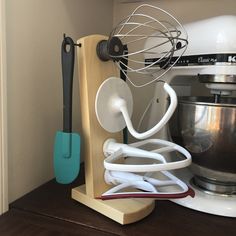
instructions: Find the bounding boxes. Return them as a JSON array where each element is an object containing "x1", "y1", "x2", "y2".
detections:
[{"x1": 96, "y1": 186, "x2": 195, "y2": 200}]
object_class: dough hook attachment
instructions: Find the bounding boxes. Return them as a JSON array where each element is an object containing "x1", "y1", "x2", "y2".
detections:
[{"x1": 95, "y1": 77, "x2": 177, "y2": 139}]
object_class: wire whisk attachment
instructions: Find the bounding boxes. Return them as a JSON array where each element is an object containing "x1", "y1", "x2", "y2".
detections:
[{"x1": 97, "y1": 4, "x2": 188, "y2": 88}]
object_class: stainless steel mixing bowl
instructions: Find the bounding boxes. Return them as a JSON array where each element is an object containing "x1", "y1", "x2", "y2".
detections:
[{"x1": 169, "y1": 96, "x2": 236, "y2": 193}]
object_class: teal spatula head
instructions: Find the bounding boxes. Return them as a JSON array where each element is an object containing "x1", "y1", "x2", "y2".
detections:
[{"x1": 54, "y1": 131, "x2": 81, "y2": 184}]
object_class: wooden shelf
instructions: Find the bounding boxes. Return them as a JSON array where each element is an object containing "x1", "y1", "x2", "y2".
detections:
[{"x1": 0, "y1": 164, "x2": 234, "y2": 236}]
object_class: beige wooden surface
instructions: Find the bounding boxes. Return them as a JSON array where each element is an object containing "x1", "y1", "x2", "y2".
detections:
[{"x1": 76, "y1": 35, "x2": 122, "y2": 197}]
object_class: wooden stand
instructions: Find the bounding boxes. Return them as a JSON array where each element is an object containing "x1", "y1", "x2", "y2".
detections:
[{"x1": 71, "y1": 35, "x2": 155, "y2": 225}]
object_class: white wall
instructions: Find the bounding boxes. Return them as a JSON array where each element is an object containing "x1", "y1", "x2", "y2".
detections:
[
  {"x1": 6, "y1": 0, "x2": 114, "y2": 202},
  {"x1": 114, "y1": 0, "x2": 236, "y2": 25},
  {"x1": 113, "y1": 0, "x2": 236, "y2": 130}
]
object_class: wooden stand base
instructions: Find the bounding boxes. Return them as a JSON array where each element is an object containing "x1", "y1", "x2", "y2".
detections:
[
  {"x1": 72, "y1": 185, "x2": 155, "y2": 225},
  {"x1": 73, "y1": 35, "x2": 155, "y2": 225}
]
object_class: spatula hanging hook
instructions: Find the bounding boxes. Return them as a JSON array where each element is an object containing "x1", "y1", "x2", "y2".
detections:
[{"x1": 63, "y1": 33, "x2": 81, "y2": 48}]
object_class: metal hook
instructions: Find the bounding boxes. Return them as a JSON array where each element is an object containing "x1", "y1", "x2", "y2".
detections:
[{"x1": 63, "y1": 33, "x2": 81, "y2": 47}]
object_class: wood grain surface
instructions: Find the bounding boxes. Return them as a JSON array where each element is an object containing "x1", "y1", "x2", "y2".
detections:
[
  {"x1": 77, "y1": 34, "x2": 122, "y2": 197},
  {"x1": 0, "y1": 209, "x2": 114, "y2": 236}
]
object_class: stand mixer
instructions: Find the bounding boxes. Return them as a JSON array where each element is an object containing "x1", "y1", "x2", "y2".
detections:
[{"x1": 145, "y1": 15, "x2": 236, "y2": 217}]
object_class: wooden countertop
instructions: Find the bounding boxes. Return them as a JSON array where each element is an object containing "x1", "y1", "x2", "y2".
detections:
[{"x1": 0, "y1": 165, "x2": 235, "y2": 235}]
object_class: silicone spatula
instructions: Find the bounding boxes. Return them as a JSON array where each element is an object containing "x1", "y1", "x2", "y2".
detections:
[{"x1": 53, "y1": 35, "x2": 80, "y2": 184}]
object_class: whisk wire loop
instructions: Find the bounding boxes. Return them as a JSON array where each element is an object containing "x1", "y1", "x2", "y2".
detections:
[{"x1": 108, "y1": 4, "x2": 188, "y2": 87}]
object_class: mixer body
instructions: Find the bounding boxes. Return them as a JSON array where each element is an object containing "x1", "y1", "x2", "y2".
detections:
[{"x1": 145, "y1": 15, "x2": 236, "y2": 215}]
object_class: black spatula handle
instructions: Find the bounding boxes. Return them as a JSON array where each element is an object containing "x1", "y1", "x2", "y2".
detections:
[{"x1": 62, "y1": 36, "x2": 75, "y2": 133}]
